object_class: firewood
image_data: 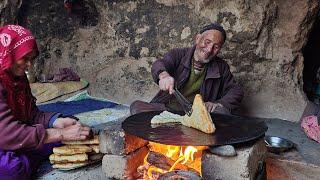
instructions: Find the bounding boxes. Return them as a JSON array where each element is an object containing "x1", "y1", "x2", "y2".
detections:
[
  {"x1": 146, "y1": 151, "x2": 189, "y2": 171},
  {"x1": 158, "y1": 170, "x2": 202, "y2": 180}
]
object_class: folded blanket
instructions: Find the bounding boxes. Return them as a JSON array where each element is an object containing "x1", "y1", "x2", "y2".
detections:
[
  {"x1": 301, "y1": 115, "x2": 320, "y2": 143},
  {"x1": 38, "y1": 99, "x2": 117, "y2": 115},
  {"x1": 31, "y1": 80, "x2": 89, "y2": 103}
]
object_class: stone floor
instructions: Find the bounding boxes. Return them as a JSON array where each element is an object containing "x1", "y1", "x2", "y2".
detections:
[{"x1": 38, "y1": 163, "x2": 104, "y2": 180}]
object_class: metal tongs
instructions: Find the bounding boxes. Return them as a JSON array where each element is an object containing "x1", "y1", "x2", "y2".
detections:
[{"x1": 172, "y1": 87, "x2": 193, "y2": 116}]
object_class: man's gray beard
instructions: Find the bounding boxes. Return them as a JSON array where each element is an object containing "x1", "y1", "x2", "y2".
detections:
[
  {"x1": 201, "y1": 55, "x2": 215, "y2": 64},
  {"x1": 194, "y1": 49, "x2": 215, "y2": 64}
]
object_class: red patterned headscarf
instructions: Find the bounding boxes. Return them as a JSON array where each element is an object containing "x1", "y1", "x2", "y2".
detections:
[{"x1": 0, "y1": 25, "x2": 38, "y2": 121}]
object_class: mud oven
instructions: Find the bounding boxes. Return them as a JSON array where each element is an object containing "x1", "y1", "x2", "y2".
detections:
[{"x1": 99, "y1": 113, "x2": 267, "y2": 180}]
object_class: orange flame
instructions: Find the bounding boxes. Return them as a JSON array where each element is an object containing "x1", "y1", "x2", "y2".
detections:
[
  {"x1": 147, "y1": 166, "x2": 165, "y2": 179},
  {"x1": 143, "y1": 142, "x2": 207, "y2": 179},
  {"x1": 182, "y1": 146, "x2": 198, "y2": 164},
  {"x1": 165, "y1": 145, "x2": 180, "y2": 158}
]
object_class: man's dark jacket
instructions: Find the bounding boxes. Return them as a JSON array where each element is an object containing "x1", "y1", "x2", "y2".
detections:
[{"x1": 151, "y1": 46, "x2": 244, "y2": 112}]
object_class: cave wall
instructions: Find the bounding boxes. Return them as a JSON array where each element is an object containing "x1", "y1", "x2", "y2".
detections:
[
  {"x1": 0, "y1": 0, "x2": 21, "y2": 26},
  {"x1": 1, "y1": 0, "x2": 319, "y2": 121}
]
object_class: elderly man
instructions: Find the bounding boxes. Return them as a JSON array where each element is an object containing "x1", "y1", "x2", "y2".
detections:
[{"x1": 130, "y1": 23, "x2": 244, "y2": 115}]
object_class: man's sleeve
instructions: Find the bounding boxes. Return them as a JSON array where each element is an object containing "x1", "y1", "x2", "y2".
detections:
[
  {"x1": 215, "y1": 64, "x2": 244, "y2": 111},
  {"x1": 0, "y1": 85, "x2": 48, "y2": 151},
  {"x1": 151, "y1": 48, "x2": 183, "y2": 83}
]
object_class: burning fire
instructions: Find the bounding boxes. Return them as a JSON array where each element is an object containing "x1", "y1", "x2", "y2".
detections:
[{"x1": 138, "y1": 142, "x2": 208, "y2": 179}]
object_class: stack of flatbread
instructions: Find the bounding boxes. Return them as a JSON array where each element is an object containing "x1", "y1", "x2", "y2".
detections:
[
  {"x1": 151, "y1": 94, "x2": 216, "y2": 134},
  {"x1": 50, "y1": 135, "x2": 103, "y2": 170}
]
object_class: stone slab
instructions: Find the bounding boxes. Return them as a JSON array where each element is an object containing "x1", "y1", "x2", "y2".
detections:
[
  {"x1": 37, "y1": 163, "x2": 104, "y2": 180},
  {"x1": 102, "y1": 146, "x2": 148, "y2": 180},
  {"x1": 202, "y1": 139, "x2": 266, "y2": 180},
  {"x1": 266, "y1": 150, "x2": 320, "y2": 180},
  {"x1": 99, "y1": 118, "x2": 148, "y2": 155}
]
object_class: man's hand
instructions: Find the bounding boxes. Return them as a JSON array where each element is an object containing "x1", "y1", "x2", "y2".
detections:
[
  {"x1": 60, "y1": 122, "x2": 91, "y2": 141},
  {"x1": 53, "y1": 117, "x2": 77, "y2": 129},
  {"x1": 158, "y1": 71, "x2": 175, "y2": 94},
  {"x1": 205, "y1": 102, "x2": 223, "y2": 113}
]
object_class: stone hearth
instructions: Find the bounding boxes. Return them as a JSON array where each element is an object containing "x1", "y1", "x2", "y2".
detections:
[{"x1": 99, "y1": 120, "x2": 267, "y2": 180}]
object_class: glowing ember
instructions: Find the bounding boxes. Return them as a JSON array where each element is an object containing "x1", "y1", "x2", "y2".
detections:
[{"x1": 147, "y1": 166, "x2": 165, "y2": 179}]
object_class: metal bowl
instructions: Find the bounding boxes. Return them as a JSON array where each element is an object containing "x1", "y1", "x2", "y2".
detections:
[{"x1": 264, "y1": 136, "x2": 295, "y2": 153}]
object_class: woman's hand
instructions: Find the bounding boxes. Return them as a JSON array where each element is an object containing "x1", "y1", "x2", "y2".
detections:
[
  {"x1": 45, "y1": 122, "x2": 91, "y2": 144},
  {"x1": 53, "y1": 117, "x2": 77, "y2": 129},
  {"x1": 60, "y1": 122, "x2": 91, "y2": 141}
]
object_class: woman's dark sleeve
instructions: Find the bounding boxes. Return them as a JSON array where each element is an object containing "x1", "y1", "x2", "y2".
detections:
[{"x1": 0, "y1": 84, "x2": 48, "y2": 151}]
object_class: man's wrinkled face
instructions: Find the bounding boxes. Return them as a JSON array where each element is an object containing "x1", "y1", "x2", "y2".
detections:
[{"x1": 194, "y1": 29, "x2": 224, "y2": 63}]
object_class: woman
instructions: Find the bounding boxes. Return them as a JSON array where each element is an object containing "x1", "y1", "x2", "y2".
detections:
[{"x1": 0, "y1": 25, "x2": 90, "y2": 180}]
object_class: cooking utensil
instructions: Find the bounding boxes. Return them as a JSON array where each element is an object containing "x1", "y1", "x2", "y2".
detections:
[
  {"x1": 122, "y1": 111, "x2": 268, "y2": 146},
  {"x1": 172, "y1": 88, "x2": 193, "y2": 116},
  {"x1": 264, "y1": 136, "x2": 295, "y2": 153}
]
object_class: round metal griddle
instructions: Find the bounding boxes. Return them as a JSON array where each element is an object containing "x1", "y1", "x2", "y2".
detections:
[{"x1": 122, "y1": 111, "x2": 268, "y2": 146}]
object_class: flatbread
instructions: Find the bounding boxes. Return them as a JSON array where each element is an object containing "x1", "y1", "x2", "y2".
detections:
[
  {"x1": 89, "y1": 144, "x2": 100, "y2": 153},
  {"x1": 62, "y1": 135, "x2": 99, "y2": 145},
  {"x1": 53, "y1": 145, "x2": 92, "y2": 155},
  {"x1": 49, "y1": 153, "x2": 88, "y2": 164},
  {"x1": 151, "y1": 111, "x2": 183, "y2": 124},
  {"x1": 151, "y1": 94, "x2": 215, "y2": 134},
  {"x1": 182, "y1": 94, "x2": 215, "y2": 133},
  {"x1": 52, "y1": 162, "x2": 89, "y2": 170}
]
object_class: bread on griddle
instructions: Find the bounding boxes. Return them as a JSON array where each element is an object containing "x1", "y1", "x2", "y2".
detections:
[
  {"x1": 182, "y1": 94, "x2": 215, "y2": 133},
  {"x1": 151, "y1": 110, "x2": 183, "y2": 124},
  {"x1": 151, "y1": 94, "x2": 215, "y2": 134}
]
